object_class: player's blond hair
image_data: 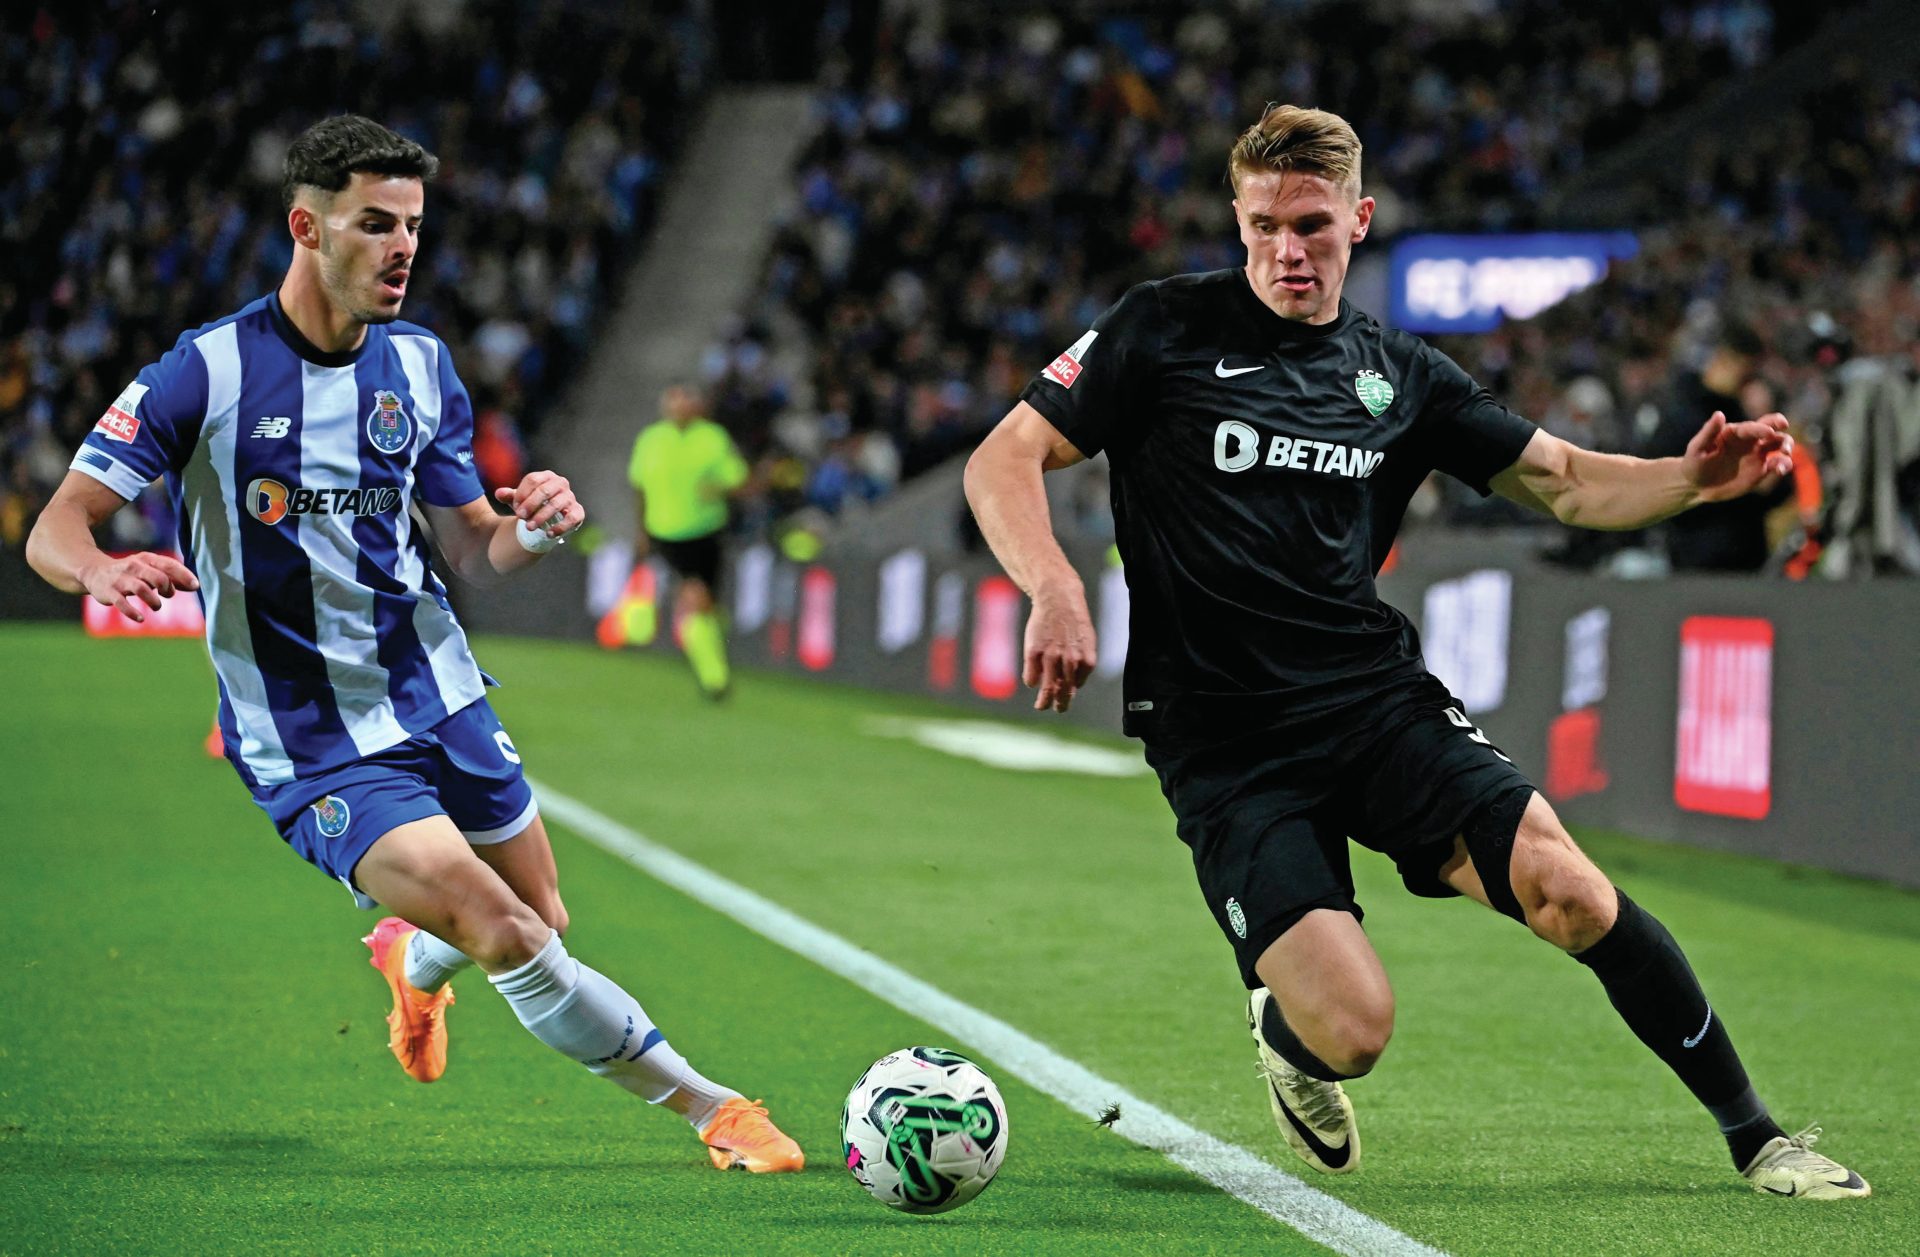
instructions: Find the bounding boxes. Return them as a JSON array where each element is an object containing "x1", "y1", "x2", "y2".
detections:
[{"x1": 1228, "y1": 105, "x2": 1363, "y2": 198}]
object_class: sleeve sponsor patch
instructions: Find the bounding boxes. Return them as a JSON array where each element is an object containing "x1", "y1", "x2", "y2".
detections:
[
  {"x1": 1041, "y1": 329, "x2": 1098, "y2": 389},
  {"x1": 94, "y1": 381, "x2": 149, "y2": 443}
]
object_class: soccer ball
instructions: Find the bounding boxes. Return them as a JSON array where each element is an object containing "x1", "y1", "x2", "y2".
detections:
[{"x1": 840, "y1": 1046, "x2": 1008, "y2": 1214}]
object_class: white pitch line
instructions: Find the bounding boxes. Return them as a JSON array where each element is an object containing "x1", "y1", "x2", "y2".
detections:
[{"x1": 533, "y1": 782, "x2": 1442, "y2": 1257}]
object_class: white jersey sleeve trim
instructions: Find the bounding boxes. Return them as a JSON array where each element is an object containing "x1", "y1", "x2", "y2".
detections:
[{"x1": 68, "y1": 447, "x2": 152, "y2": 500}]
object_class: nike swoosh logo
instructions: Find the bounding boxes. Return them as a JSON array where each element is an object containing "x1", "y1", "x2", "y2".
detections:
[
  {"x1": 1763, "y1": 1183, "x2": 1797, "y2": 1197},
  {"x1": 1215, "y1": 360, "x2": 1264, "y2": 378},
  {"x1": 1683, "y1": 1006, "x2": 1713, "y2": 1049},
  {"x1": 1270, "y1": 1081, "x2": 1351, "y2": 1168}
]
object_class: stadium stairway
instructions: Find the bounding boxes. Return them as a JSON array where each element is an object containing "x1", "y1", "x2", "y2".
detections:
[
  {"x1": 543, "y1": 86, "x2": 817, "y2": 541},
  {"x1": 1543, "y1": 0, "x2": 1920, "y2": 225}
]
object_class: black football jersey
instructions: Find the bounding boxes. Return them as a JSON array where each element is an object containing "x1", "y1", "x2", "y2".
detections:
[{"x1": 1019, "y1": 267, "x2": 1536, "y2": 744}]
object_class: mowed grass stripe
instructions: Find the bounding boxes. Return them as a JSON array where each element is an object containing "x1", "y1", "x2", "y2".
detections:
[{"x1": 534, "y1": 781, "x2": 1443, "y2": 1257}]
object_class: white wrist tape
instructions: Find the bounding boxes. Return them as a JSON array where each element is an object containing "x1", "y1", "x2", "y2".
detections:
[{"x1": 515, "y1": 518, "x2": 564, "y2": 554}]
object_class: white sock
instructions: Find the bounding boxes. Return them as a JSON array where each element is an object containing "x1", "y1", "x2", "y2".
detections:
[
  {"x1": 489, "y1": 931, "x2": 698, "y2": 1105},
  {"x1": 403, "y1": 930, "x2": 472, "y2": 992},
  {"x1": 670, "y1": 1070, "x2": 743, "y2": 1133}
]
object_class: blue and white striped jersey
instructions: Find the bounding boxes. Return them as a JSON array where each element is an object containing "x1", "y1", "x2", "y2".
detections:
[{"x1": 71, "y1": 293, "x2": 491, "y2": 788}]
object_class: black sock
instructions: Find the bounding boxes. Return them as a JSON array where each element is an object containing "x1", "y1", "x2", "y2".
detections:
[
  {"x1": 1573, "y1": 890, "x2": 1784, "y2": 1168},
  {"x1": 1714, "y1": 1088, "x2": 1787, "y2": 1169},
  {"x1": 1257, "y1": 992, "x2": 1358, "y2": 1082}
]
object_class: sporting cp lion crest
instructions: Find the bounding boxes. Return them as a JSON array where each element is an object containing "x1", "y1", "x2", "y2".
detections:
[
  {"x1": 366, "y1": 389, "x2": 412, "y2": 454},
  {"x1": 1354, "y1": 369, "x2": 1395, "y2": 417},
  {"x1": 312, "y1": 795, "x2": 352, "y2": 839}
]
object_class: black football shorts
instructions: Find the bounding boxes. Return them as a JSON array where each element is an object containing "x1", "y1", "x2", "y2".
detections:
[
  {"x1": 1142, "y1": 673, "x2": 1537, "y2": 989},
  {"x1": 649, "y1": 532, "x2": 724, "y2": 590}
]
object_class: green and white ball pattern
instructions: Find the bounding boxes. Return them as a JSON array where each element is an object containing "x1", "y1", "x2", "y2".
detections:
[{"x1": 841, "y1": 1046, "x2": 1008, "y2": 1214}]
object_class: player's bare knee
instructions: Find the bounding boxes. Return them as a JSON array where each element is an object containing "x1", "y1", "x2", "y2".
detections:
[
  {"x1": 452, "y1": 901, "x2": 553, "y2": 971},
  {"x1": 1340, "y1": 1023, "x2": 1393, "y2": 1076},
  {"x1": 1301, "y1": 987, "x2": 1393, "y2": 1076},
  {"x1": 1524, "y1": 863, "x2": 1616, "y2": 952},
  {"x1": 511, "y1": 883, "x2": 567, "y2": 937},
  {"x1": 1509, "y1": 821, "x2": 1610, "y2": 950},
  {"x1": 1324, "y1": 1010, "x2": 1393, "y2": 1076}
]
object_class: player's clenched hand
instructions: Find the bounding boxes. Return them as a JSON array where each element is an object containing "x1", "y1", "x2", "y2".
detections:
[
  {"x1": 495, "y1": 469, "x2": 585, "y2": 537},
  {"x1": 1023, "y1": 586, "x2": 1097, "y2": 714},
  {"x1": 79, "y1": 552, "x2": 199, "y2": 623},
  {"x1": 1684, "y1": 410, "x2": 1794, "y2": 503}
]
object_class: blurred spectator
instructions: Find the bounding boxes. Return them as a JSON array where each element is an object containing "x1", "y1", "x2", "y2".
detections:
[
  {"x1": 1641, "y1": 323, "x2": 1792, "y2": 571},
  {"x1": 471, "y1": 387, "x2": 530, "y2": 497},
  {"x1": 1543, "y1": 376, "x2": 1623, "y2": 452}
]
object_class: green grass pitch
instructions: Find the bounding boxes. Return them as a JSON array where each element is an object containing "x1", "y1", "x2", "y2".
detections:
[{"x1": 2, "y1": 623, "x2": 1914, "y2": 1255}]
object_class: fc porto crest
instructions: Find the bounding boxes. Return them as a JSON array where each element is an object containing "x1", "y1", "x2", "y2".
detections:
[
  {"x1": 313, "y1": 795, "x2": 352, "y2": 839},
  {"x1": 1355, "y1": 369, "x2": 1395, "y2": 417},
  {"x1": 366, "y1": 389, "x2": 412, "y2": 454}
]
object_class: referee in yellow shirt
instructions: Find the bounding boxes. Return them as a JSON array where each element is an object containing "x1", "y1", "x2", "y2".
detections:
[{"x1": 629, "y1": 384, "x2": 749, "y2": 698}]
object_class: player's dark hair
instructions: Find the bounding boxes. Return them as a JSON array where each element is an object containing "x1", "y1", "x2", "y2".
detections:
[{"x1": 282, "y1": 115, "x2": 439, "y2": 211}]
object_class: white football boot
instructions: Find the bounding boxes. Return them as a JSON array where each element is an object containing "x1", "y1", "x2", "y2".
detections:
[
  {"x1": 1247, "y1": 988, "x2": 1360, "y2": 1173},
  {"x1": 1740, "y1": 1125, "x2": 1870, "y2": 1199}
]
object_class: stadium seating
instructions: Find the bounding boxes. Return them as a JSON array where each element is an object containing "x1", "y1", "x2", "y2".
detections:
[{"x1": 702, "y1": 2, "x2": 1916, "y2": 573}]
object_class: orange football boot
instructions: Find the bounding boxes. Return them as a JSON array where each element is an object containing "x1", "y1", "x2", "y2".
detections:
[
  {"x1": 362, "y1": 916, "x2": 455, "y2": 1083},
  {"x1": 701, "y1": 1098, "x2": 805, "y2": 1173}
]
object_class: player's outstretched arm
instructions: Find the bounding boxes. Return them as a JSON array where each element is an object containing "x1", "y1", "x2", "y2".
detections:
[
  {"x1": 1489, "y1": 412, "x2": 1793, "y2": 531},
  {"x1": 26, "y1": 472, "x2": 200, "y2": 622},
  {"x1": 423, "y1": 470, "x2": 583, "y2": 587},
  {"x1": 964, "y1": 401, "x2": 1096, "y2": 713}
]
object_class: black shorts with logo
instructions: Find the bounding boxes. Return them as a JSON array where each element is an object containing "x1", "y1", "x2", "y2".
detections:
[
  {"x1": 1141, "y1": 672, "x2": 1537, "y2": 989},
  {"x1": 649, "y1": 532, "x2": 723, "y2": 590}
]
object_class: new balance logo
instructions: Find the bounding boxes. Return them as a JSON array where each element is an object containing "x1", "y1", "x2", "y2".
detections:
[{"x1": 252, "y1": 417, "x2": 292, "y2": 439}]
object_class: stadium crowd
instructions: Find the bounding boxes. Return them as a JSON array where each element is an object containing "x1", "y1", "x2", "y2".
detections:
[
  {"x1": 1431, "y1": 65, "x2": 1919, "y2": 570},
  {"x1": 0, "y1": 0, "x2": 706, "y2": 550},
  {"x1": 704, "y1": 1, "x2": 1915, "y2": 574},
  {"x1": 6, "y1": 1, "x2": 1910, "y2": 575}
]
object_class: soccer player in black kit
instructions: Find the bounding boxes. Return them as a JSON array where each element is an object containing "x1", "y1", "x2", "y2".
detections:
[{"x1": 964, "y1": 105, "x2": 1869, "y2": 1200}]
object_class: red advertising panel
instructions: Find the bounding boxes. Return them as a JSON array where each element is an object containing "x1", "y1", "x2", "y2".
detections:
[
  {"x1": 928, "y1": 571, "x2": 965, "y2": 691},
  {"x1": 1545, "y1": 706, "x2": 1609, "y2": 802},
  {"x1": 970, "y1": 576, "x2": 1022, "y2": 700},
  {"x1": 1674, "y1": 616, "x2": 1773, "y2": 819},
  {"x1": 766, "y1": 562, "x2": 800, "y2": 662},
  {"x1": 797, "y1": 566, "x2": 837, "y2": 672}
]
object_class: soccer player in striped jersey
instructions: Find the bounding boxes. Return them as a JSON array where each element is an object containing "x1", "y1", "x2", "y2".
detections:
[{"x1": 26, "y1": 115, "x2": 802, "y2": 1174}]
